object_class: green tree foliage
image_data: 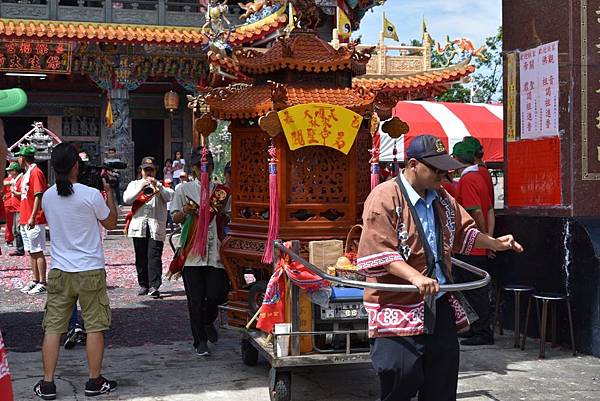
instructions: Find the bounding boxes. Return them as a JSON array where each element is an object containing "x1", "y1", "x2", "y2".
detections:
[
  {"x1": 435, "y1": 85, "x2": 471, "y2": 103},
  {"x1": 470, "y1": 26, "x2": 503, "y2": 103},
  {"x1": 208, "y1": 120, "x2": 231, "y2": 183},
  {"x1": 408, "y1": 26, "x2": 503, "y2": 103}
]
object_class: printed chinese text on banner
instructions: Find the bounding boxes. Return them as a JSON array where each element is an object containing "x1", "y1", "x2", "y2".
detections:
[
  {"x1": 519, "y1": 41, "x2": 559, "y2": 139},
  {"x1": 278, "y1": 103, "x2": 363, "y2": 155}
]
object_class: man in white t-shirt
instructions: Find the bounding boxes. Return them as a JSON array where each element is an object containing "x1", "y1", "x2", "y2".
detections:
[{"x1": 34, "y1": 143, "x2": 118, "y2": 400}]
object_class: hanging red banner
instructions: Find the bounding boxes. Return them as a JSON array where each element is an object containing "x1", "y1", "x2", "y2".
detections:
[
  {"x1": 506, "y1": 136, "x2": 561, "y2": 206},
  {"x1": 0, "y1": 40, "x2": 73, "y2": 74}
]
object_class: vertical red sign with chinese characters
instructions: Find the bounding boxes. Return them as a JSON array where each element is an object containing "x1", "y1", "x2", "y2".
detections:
[{"x1": 0, "y1": 40, "x2": 72, "y2": 74}]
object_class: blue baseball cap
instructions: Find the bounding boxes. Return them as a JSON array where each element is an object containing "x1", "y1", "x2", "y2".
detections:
[{"x1": 406, "y1": 135, "x2": 465, "y2": 171}]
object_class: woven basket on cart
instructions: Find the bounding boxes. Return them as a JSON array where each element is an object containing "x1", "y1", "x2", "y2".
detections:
[{"x1": 335, "y1": 224, "x2": 366, "y2": 282}]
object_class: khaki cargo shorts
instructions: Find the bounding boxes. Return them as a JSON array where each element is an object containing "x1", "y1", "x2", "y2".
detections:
[{"x1": 43, "y1": 268, "x2": 111, "y2": 334}]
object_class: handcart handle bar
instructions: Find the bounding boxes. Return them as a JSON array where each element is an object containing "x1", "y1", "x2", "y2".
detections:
[{"x1": 274, "y1": 241, "x2": 490, "y2": 292}]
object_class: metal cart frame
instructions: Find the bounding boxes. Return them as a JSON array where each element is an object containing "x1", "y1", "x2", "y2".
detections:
[{"x1": 223, "y1": 240, "x2": 491, "y2": 401}]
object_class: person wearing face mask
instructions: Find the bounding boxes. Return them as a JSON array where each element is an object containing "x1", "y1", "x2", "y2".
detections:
[{"x1": 123, "y1": 157, "x2": 174, "y2": 298}]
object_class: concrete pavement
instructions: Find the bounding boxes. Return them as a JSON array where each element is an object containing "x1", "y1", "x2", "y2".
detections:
[{"x1": 1, "y1": 237, "x2": 599, "y2": 400}]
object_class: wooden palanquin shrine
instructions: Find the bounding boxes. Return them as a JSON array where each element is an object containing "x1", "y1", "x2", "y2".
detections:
[{"x1": 201, "y1": 31, "x2": 376, "y2": 326}]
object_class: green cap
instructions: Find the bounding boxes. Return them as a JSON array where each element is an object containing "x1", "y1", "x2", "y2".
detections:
[
  {"x1": 0, "y1": 88, "x2": 28, "y2": 116},
  {"x1": 5, "y1": 162, "x2": 20, "y2": 171},
  {"x1": 15, "y1": 145, "x2": 35, "y2": 157},
  {"x1": 462, "y1": 136, "x2": 483, "y2": 153},
  {"x1": 452, "y1": 142, "x2": 474, "y2": 158}
]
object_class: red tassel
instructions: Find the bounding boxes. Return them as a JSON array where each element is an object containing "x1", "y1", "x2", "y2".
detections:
[
  {"x1": 192, "y1": 147, "x2": 211, "y2": 258},
  {"x1": 262, "y1": 145, "x2": 279, "y2": 264},
  {"x1": 392, "y1": 140, "x2": 400, "y2": 177},
  {"x1": 369, "y1": 133, "x2": 380, "y2": 190},
  {"x1": 370, "y1": 162, "x2": 380, "y2": 190}
]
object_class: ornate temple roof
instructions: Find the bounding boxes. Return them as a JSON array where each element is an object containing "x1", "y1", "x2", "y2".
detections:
[
  {"x1": 0, "y1": 19, "x2": 209, "y2": 45},
  {"x1": 205, "y1": 84, "x2": 375, "y2": 120},
  {"x1": 353, "y1": 63, "x2": 475, "y2": 92},
  {"x1": 0, "y1": 12, "x2": 287, "y2": 46},
  {"x1": 235, "y1": 32, "x2": 373, "y2": 75},
  {"x1": 229, "y1": 5, "x2": 288, "y2": 46}
]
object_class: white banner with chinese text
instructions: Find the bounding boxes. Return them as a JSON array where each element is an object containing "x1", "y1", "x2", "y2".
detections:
[{"x1": 519, "y1": 41, "x2": 559, "y2": 139}]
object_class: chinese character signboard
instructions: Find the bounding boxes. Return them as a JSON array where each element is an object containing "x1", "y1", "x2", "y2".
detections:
[
  {"x1": 278, "y1": 103, "x2": 363, "y2": 155},
  {"x1": 519, "y1": 41, "x2": 559, "y2": 140},
  {"x1": 0, "y1": 40, "x2": 73, "y2": 74}
]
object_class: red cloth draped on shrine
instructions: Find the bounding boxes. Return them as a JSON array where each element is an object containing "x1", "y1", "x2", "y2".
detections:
[{"x1": 257, "y1": 243, "x2": 331, "y2": 334}]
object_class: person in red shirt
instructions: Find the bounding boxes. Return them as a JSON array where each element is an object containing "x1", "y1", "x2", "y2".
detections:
[
  {"x1": 5, "y1": 163, "x2": 25, "y2": 256},
  {"x1": 452, "y1": 142, "x2": 495, "y2": 346},
  {"x1": 16, "y1": 146, "x2": 48, "y2": 295},
  {"x1": 463, "y1": 136, "x2": 495, "y2": 236},
  {"x1": 4, "y1": 163, "x2": 21, "y2": 250},
  {"x1": 2, "y1": 172, "x2": 12, "y2": 245}
]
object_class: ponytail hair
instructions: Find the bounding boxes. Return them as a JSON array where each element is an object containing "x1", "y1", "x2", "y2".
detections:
[{"x1": 51, "y1": 143, "x2": 79, "y2": 197}]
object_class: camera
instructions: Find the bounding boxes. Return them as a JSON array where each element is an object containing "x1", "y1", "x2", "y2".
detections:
[
  {"x1": 78, "y1": 160, "x2": 127, "y2": 191},
  {"x1": 143, "y1": 186, "x2": 155, "y2": 196}
]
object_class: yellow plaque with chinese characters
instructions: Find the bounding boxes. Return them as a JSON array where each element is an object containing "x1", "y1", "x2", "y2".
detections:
[{"x1": 278, "y1": 103, "x2": 363, "y2": 155}]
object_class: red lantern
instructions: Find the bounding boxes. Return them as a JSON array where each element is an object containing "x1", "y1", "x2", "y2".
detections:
[{"x1": 163, "y1": 90, "x2": 180, "y2": 112}]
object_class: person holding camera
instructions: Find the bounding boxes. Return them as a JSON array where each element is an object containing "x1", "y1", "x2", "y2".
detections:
[
  {"x1": 34, "y1": 143, "x2": 118, "y2": 399},
  {"x1": 123, "y1": 156, "x2": 174, "y2": 298},
  {"x1": 104, "y1": 148, "x2": 123, "y2": 205}
]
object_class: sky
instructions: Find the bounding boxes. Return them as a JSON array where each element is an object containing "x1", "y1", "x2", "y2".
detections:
[{"x1": 355, "y1": 0, "x2": 502, "y2": 49}]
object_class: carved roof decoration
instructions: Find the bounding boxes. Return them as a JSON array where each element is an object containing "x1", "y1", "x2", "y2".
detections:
[
  {"x1": 353, "y1": 63, "x2": 475, "y2": 92},
  {"x1": 235, "y1": 32, "x2": 374, "y2": 76},
  {"x1": 229, "y1": 5, "x2": 289, "y2": 46},
  {"x1": 204, "y1": 83, "x2": 375, "y2": 120},
  {"x1": 207, "y1": 50, "x2": 252, "y2": 84},
  {"x1": 0, "y1": 18, "x2": 209, "y2": 45}
]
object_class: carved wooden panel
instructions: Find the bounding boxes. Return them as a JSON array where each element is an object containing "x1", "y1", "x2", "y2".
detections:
[
  {"x1": 236, "y1": 131, "x2": 270, "y2": 203},
  {"x1": 356, "y1": 131, "x2": 372, "y2": 205},
  {"x1": 287, "y1": 146, "x2": 348, "y2": 204},
  {"x1": 165, "y1": 12, "x2": 203, "y2": 27},
  {"x1": 386, "y1": 57, "x2": 423, "y2": 73},
  {"x1": 0, "y1": 4, "x2": 49, "y2": 19},
  {"x1": 113, "y1": 9, "x2": 157, "y2": 25}
]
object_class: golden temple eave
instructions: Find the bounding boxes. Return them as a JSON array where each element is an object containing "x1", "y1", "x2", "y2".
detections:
[
  {"x1": 0, "y1": 18, "x2": 210, "y2": 45},
  {"x1": 353, "y1": 63, "x2": 476, "y2": 92}
]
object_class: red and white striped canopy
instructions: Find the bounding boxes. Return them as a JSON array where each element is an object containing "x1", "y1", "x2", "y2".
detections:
[{"x1": 379, "y1": 101, "x2": 504, "y2": 163}]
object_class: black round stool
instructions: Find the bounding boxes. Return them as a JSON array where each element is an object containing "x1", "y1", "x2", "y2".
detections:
[
  {"x1": 493, "y1": 285, "x2": 535, "y2": 347},
  {"x1": 520, "y1": 292, "x2": 576, "y2": 358}
]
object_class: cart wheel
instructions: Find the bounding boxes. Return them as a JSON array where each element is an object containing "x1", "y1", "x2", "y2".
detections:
[
  {"x1": 269, "y1": 370, "x2": 291, "y2": 401},
  {"x1": 248, "y1": 280, "x2": 268, "y2": 314},
  {"x1": 241, "y1": 338, "x2": 259, "y2": 366}
]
